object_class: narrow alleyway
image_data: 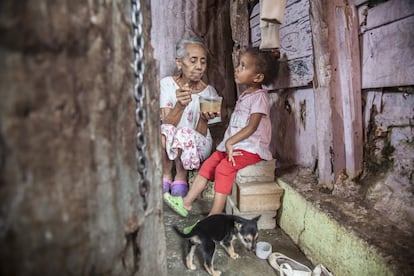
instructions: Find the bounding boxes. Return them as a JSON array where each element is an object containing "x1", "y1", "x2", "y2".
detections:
[{"x1": 163, "y1": 196, "x2": 312, "y2": 275}]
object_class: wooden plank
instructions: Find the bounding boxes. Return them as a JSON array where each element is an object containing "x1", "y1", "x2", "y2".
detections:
[
  {"x1": 250, "y1": 13, "x2": 260, "y2": 28},
  {"x1": 251, "y1": 20, "x2": 261, "y2": 45},
  {"x1": 269, "y1": 88, "x2": 317, "y2": 168},
  {"x1": 250, "y1": 0, "x2": 312, "y2": 52},
  {"x1": 283, "y1": 0, "x2": 309, "y2": 26},
  {"x1": 357, "y1": 4, "x2": 368, "y2": 31},
  {"x1": 309, "y1": 0, "x2": 335, "y2": 188},
  {"x1": 332, "y1": 3, "x2": 363, "y2": 178},
  {"x1": 251, "y1": 16, "x2": 313, "y2": 60},
  {"x1": 252, "y1": 37, "x2": 260, "y2": 47},
  {"x1": 251, "y1": 16, "x2": 261, "y2": 44},
  {"x1": 363, "y1": 0, "x2": 414, "y2": 32},
  {"x1": 251, "y1": 1, "x2": 312, "y2": 86},
  {"x1": 280, "y1": 17, "x2": 313, "y2": 60},
  {"x1": 231, "y1": 0, "x2": 250, "y2": 97},
  {"x1": 251, "y1": 2, "x2": 260, "y2": 17},
  {"x1": 251, "y1": 0, "x2": 306, "y2": 26},
  {"x1": 349, "y1": 0, "x2": 367, "y2": 7},
  {"x1": 231, "y1": 0, "x2": 250, "y2": 49},
  {"x1": 268, "y1": 55, "x2": 313, "y2": 89},
  {"x1": 287, "y1": 0, "x2": 301, "y2": 8},
  {"x1": 361, "y1": 16, "x2": 414, "y2": 88}
]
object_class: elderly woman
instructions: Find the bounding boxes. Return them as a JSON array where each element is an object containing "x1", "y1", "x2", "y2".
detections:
[{"x1": 160, "y1": 37, "x2": 221, "y2": 197}]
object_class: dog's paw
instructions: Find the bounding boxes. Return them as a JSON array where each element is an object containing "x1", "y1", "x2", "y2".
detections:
[
  {"x1": 186, "y1": 261, "x2": 196, "y2": 270},
  {"x1": 186, "y1": 257, "x2": 196, "y2": 270},
  {"x1": 186, "y1": 262, "x2": 196, "y2": 271},
  {"x1": 230, "y1": 252, "x2": 240, "y2": 259},
  {"x1": 212, "y1": 270, "x2": 222, "y2": 276}
]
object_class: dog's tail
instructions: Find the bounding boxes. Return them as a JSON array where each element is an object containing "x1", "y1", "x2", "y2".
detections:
[{"x1": 172, "y1": 225, "x2": 193, "y2": 238}]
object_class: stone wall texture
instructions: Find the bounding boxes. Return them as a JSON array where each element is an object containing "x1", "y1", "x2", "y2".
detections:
[{"x1": 0, "y1": 1, "x2": 165, "y2": 275}]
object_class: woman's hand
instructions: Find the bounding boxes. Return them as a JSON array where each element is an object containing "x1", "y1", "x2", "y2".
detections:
[
  {"x1": 176, "y1": 84, "x2": 192, "y2": 107},
  {"x1": 200, "y1": 111, "x2": 220, "y2": 121},
  {"x1": 196, "y1": 111, "x2": 220, "y2": 136}
]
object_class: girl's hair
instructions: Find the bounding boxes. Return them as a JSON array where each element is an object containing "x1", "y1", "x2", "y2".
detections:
[
  {"x1": 176, "y1": 37, "x2": 208, "y2": 60},
  {"x1": 243, "y1": 47, "x2": 279, "y2": 86}
]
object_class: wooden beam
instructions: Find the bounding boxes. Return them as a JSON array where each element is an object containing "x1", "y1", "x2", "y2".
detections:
[
  {"x1": 309, "y1": 0, "x2": 335, "y2": 188},
  {"x1": 331, "y1": 2, "x2": 363, "y2": 178},
  {"x1": 230, "y1": 0, "x2": 250, "y2": 96},
  {"x1": 310, "y1": 0, "x2": 363, "y2": 188}
]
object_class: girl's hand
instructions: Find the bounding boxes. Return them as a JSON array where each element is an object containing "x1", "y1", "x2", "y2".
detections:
[
  {"x1": 176, "y1": 84, "x2": 192, "y2": 107},
  {"x1": 225, "y1": 141, "x2": 243, "y2": 166}
]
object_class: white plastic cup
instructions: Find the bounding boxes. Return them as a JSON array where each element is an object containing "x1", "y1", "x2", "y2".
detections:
[
  {"x1": 256, "y1": 241, "x2": 272, "y2": 259},
  {"x1": 199, "y1": 96, "x2": 222, "y2": 113}
]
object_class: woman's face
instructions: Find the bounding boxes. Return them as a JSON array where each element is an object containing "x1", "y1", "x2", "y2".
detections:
[{"x1": 176, "y1": 44, "x2": 207, "y2": 83}]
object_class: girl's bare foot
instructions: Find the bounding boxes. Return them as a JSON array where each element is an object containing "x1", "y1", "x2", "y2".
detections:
[{"x1": 183, "y1": 199, "x2": 192, "y2": 212}]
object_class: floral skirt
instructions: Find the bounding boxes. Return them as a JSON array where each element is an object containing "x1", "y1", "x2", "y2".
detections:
[{"x1": 161, "y1": 124, "x2": 213, "y2": 170}]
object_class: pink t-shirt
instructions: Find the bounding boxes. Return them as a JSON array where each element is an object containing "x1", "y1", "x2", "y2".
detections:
[{"x1": 217, "y1": 89, "x2": 272, "y2": 160}]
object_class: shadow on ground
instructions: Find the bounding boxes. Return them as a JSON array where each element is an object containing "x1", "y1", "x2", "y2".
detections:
[{"x1": 164, "y1": 196, "x2": 312, "y2": 276}]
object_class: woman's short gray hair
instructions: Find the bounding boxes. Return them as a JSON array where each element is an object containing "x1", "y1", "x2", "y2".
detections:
[{"x1": 176, "y1": 37, "x2": 207, "y2": 60}]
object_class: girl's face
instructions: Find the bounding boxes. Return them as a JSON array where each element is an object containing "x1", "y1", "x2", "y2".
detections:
[
  {"x1": 176, "y1": 44, "x2": 207, "y2": 83},
  {"x1": 234, "y1": 53, "x2": 260, "y2": 86}
]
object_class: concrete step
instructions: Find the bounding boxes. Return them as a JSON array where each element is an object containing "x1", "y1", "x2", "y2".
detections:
[
  {"x1": 231, "y1": 181, "x2": 283, "y2": 212},
  {"x1": 226, "y1": 196, "x2": 277, "y2": 230},
  {"x1": 277, "y1": 178, "x2": 414, "y2": 276},
  {"x1": 236, "y1": 159, "x2": 276, "y2": 184}
]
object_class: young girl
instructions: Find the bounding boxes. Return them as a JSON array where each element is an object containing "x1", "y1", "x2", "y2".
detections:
[{"x1": 164, "y1": 47, "x2": 279, "y2": 218}]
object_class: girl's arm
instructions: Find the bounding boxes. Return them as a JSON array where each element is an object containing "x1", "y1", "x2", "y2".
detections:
[{"x1": 225, "y1": 113, "x2": 263, "y2": 160}]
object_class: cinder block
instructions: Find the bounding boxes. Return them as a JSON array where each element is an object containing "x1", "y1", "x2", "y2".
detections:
[
  {"x1": 236, "y1": 159, "x2": 276, "y2": 184},
  {"x1": 226, "y1": 197, "x2": 277, "y2": 229},
  {"x1": 232, "y1": 181, "x2": 283, "y2": 212}
]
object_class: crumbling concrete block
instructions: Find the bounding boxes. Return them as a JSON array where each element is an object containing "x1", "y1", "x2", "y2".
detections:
[
  {"x1": 231, "y1": 181, "x2": 283, "y2": 212},
  {"x1": 236, "y1": 159, "x2": 276, "y2": 184}
]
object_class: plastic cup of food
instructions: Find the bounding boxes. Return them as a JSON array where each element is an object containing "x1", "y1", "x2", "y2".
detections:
[
  {"x1": 255, "y1": 241, "x2": 272, "y2": 259},
  {"x1": 200, "y1": 96, "x2": 222, "y2": 113}
]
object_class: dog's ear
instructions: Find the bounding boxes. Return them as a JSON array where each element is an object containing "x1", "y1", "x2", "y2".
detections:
[{"x1": 252, "y1": 215, "x2": 261, "y2": 222}]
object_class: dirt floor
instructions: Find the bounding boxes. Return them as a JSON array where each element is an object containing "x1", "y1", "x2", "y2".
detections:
[{"x1": 163, "y1": 196, "x2": 313, "y2": 276}]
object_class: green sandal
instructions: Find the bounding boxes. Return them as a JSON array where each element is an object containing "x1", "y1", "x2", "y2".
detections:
[
  {"x1": 163, "y1": 193, "x2": 188, "y2": 217},
  {"x1": 183, "y1": 220, "x2": 200, "y2": 234}
]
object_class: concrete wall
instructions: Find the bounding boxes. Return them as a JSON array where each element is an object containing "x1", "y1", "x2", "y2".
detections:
[{"x1": 362, "y1": 89, "x2": 414, "y2": 233}]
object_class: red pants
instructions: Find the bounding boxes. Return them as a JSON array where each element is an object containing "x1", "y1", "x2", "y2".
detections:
[{"x1": 198, "y1": 150, "x2": 262, "y2": 195}]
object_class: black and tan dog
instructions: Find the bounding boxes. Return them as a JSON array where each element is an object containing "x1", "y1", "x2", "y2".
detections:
[{"x1": 173, "y1": 214, "x2": 261, "y2": 276}]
